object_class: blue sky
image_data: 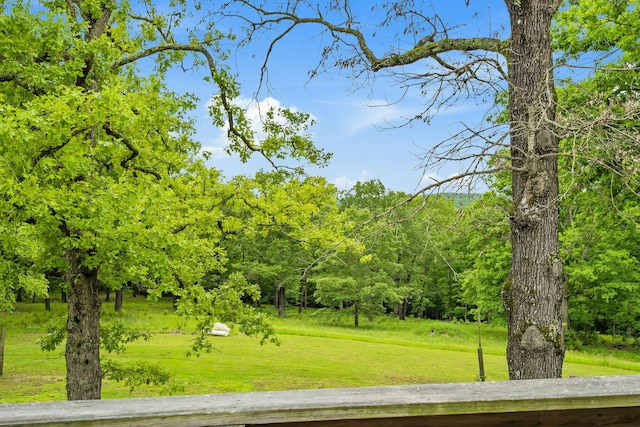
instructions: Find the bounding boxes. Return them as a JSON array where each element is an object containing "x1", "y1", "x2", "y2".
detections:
[{"x1": 171, "y1": 1, "x2": 511, "y2": 193}]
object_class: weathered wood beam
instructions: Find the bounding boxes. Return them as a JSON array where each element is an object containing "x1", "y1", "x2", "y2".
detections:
[{"x1": 0, "y1": 376, "x2": 639, "y2": 426}]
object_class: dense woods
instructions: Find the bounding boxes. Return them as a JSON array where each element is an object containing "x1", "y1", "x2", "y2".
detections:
[
  {"x1": 216, "y1": 178, "x2": 640, "y2": 343},
  {"x1": 1, "y1": 0, "x2": 639, "y2": 399}
]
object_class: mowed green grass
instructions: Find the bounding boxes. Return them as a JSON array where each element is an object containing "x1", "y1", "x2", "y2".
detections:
[{"x1": 1, "y1": 296, "x2": 639, "y2": 403}]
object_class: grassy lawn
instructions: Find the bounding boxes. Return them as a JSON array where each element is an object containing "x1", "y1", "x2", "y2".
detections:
[{"x1": 1, "y1": 295, "x2": 639, "y2": 403}]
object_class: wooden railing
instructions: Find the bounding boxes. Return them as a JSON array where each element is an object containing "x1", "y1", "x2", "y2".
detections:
[{"x1": 1, "y1": 375, "x2": 639, "y2": 426}]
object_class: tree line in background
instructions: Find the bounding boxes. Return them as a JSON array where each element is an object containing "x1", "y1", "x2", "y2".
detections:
[
  {"x1": 13, "y1": 169, "x2": 640, "y2": 341},
  {"x1": 1, "y1": 0, "x2": 639, "y2": 400},
  {"x1": 212, "y1": 172, "x2": 640, "y2": 342}
]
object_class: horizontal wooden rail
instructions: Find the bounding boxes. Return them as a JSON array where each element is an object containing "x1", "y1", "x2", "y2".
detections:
[{"x1": 1, "y1": 375, "x2": 639, "y2": 426}]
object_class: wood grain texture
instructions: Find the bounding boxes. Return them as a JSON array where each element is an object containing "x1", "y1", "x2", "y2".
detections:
[{"x1": 0, "y1": 376, "x2": 639, "y2": 426}]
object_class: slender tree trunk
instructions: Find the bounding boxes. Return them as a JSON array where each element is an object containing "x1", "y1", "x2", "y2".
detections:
[
  {"x1": 65, "y1": 249, "x2": 102, "y2": 400},
  {"x1": 274, "y1": 285, "x2": 279, "y2": 313},
  {"x1": 0, "y1": 327, "x2": 5, "y2": 377},
  {"x1": 277, "y1": 285, "x2": 286, "y2": 318},
  {"x1": 114, "y1": 288, "x2": 123, "y2": 312},
  {"x1": 303, "y1": 278, "x2": 308, "y2": 309},
  {"x1": 354, "y1": 300, "x2": 360, "y2": 328},
  {"x1": 611, "y1": 323, "x2": 616, "y2": 338},
  {"x1": 503, "y1": 0, "x2": 565, "y2": 380},
  {"x1": 44, "y1": 282, "x2": 51, "y2": 311},
  {"x1": 298, "y1": 276, "x2": 307, "y2": 314}
]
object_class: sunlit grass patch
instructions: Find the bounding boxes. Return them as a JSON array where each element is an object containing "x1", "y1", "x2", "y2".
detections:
[{"x1": 1, "y1": 296, "x2": 640, "y2": 403}]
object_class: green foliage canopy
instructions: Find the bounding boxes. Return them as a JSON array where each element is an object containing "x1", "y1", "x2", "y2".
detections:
[{"x1": 0, "y1": 0, "x2": 337, "y2": 399}]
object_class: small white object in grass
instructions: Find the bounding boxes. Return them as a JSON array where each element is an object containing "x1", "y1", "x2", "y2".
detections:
[{"x1": 208, "y1": 322, "x2": 230, "y2": 336}]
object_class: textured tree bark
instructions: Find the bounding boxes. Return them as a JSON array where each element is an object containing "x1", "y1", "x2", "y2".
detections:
[
  {"x1": 65, "y1": 249, "x2": 102, "y2": 400},
  {"x1": 503, "y1": 0, "x2": 565, "y2": 379}
]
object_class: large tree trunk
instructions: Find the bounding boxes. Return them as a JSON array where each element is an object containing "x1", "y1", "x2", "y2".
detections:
[
  {"x1": 503, "y1": 0, "x2": 565, "y2": 379},
  {"x1": 65, "y1": 250, "x2": 102, "y2": 400}
]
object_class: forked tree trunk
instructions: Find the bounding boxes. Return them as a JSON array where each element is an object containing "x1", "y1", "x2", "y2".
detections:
[
  {"x1": 65, "y1": 249, "x2": 102, "y2": 400},
  {"x1": 503, "y1": 0, "x2": 565, "y2": 379}
]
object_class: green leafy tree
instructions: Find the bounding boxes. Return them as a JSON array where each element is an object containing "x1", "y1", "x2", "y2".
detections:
[
  {"x1": 561, "y1": 202, "x2": 640, "y2": 337},
  {"x1": 309, "y1": 181, "x2": 396, "y2": 327},
  {"x1": 324, "y1": 181, "x2": 458, "y2": 323},
  {"x1": 457, "y1": 190, "x2": 511, "y2": 323},
  {"x1": 313, "y1": 275, "x2": 398, "y2": 328},
  {"x1": 553, "y1": 0, "x2": 640, "y2": 339},
  {"x1": 0, "y1": 0, "x2": 326, "y2": 400},
  {"x1": 408, "y1": 196, "x2": 459, "y2": 320},
  {"x1": 373, "y1": 192, "x2": 458, "y2": 321},
  {"x1": 554, "y1": 0, "x2": 640, "y2": 64},
  {"x1": 233, "y1": 173, "x2": 359, "y2": 315},
  {"x1": 555, "y1": 74, "x2": 640, "y2": 339}
]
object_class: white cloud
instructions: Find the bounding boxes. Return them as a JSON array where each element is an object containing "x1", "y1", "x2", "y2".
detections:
[
  {"x1": 333, "y1": 170, "x2": 371, "y2": 190},
  {"x1": 419, "y1": 172, "x2": 444, "y2": 187},
  {"x1": 199, "y1": 144, "x2": 229, "y2": 160}
]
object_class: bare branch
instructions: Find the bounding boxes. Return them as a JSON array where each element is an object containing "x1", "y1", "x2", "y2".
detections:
[
  {"x1": 217, "y1": 1, "x2": 511, "y2": 171},
  {"x1": 228, "y1": 1, "x2": 509, "y2": 71},
  {"x1": 110, "y1": 44, "x2": 203, "y2": 68}
]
